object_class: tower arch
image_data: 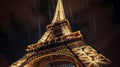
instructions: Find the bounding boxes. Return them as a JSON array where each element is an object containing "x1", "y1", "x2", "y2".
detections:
[{"x1": 24, "y1": 54, "x2": 82, "y2": 67}]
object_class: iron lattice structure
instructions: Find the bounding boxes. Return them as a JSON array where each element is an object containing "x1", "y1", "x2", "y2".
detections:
[{"x1": 10, "y1": 0, "x2": 111, "y2": 67}]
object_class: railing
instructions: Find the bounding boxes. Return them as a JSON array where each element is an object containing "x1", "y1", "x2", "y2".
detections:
[{"x1": 26, "y1": 31, "x2": 83, "y2": 52}]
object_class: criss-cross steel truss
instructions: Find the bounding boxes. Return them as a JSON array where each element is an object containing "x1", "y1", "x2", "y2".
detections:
[{"x1": 10, "y1": 0, "x2": 111, "y2": 67}]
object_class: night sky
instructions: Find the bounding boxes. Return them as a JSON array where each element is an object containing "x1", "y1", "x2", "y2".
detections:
[{"x1": 0, "y1": 0, "x2": 120, "y2": 67}]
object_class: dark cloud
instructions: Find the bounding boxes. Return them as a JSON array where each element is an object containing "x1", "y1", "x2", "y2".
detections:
[{"x1": 0, "y1": 54, "x2": 9, "y2": 67}]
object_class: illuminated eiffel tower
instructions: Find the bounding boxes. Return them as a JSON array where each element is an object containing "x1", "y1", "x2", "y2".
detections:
[{"x1": 10, "y1": 0, "x2": 111, "y2": 67}]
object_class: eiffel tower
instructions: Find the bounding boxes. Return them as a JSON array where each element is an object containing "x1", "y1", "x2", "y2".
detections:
[{"x1": 10, "y1": 0, "x2": 111, "y2": 67}]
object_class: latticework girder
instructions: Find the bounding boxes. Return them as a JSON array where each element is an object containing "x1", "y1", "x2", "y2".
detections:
[{"x1": 72, "y1": 45, "x2": 111, "y2": 67}]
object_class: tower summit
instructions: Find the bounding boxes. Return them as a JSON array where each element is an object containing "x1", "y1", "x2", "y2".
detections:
[
  {"x1": 10, "y1": 0, "x2": 111, "y2": 67},
  {"x1": 52, "y1": 0, "x2": 66, "y2": 23}
]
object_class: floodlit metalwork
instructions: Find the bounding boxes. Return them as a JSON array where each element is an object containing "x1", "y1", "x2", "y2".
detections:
[
  {"x1": 10, "y1": 0, "x2": 111, "y2": 67},
  {"x1": 52, "y1": 0, "x2": 66, "y2": 23},
  {"x1": 72, "y1": 46, "x2": 111, "y2": 67}
]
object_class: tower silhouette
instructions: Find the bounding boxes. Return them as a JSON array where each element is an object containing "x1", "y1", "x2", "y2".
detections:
[{"x1": 10, "y1": 0, "x2": 111, "y2": 67}]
